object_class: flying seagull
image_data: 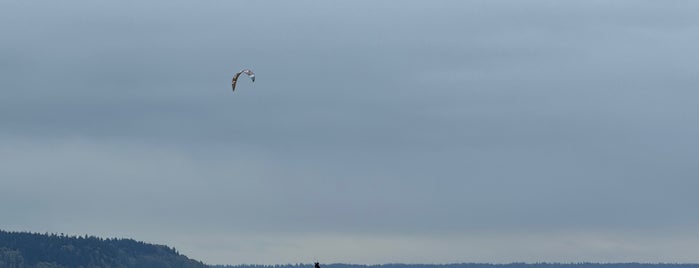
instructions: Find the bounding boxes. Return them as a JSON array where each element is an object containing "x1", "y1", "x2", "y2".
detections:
[{"x1": 231, "y1": 69, "x2": 255, "y2": 92}]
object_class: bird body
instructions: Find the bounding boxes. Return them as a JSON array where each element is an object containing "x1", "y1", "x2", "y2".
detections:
[{"x1": 231, "y1": 69, "x2": 255, "y2": 92}]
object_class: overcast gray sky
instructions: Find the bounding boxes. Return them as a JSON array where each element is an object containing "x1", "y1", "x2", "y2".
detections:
[{"x1": 2, "y1": 0, "x2": 699, "y2": 265}]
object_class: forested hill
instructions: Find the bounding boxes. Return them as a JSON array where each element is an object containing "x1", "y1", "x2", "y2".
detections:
[{"x1": 0, "y1": 229, "x2": 206, "y2": 268}]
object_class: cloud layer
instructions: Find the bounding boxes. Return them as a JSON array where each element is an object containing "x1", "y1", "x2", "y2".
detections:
[{"x1": 2, "y1": 0, "x2": 699, "y2": 264}]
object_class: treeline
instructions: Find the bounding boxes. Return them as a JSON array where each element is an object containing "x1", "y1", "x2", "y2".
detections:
[
  {"x1": 4, "y1": 230, "x2": 699, "y2": 268},
  {"x1": 0, "y1": 229, "x2": 206, "y2": 268}
]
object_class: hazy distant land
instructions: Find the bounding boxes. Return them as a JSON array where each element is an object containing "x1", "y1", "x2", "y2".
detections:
[
  {"x1": 2, "y1": 230, "x2": 699, "y2": 268},
  {"x1": 217, "y1": 264, "x2": 699, "y2": 268}
]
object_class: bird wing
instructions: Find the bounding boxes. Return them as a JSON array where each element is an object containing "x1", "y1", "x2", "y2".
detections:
[{"x1": 231, "y1": 71, "x2": 242, "y2": 92}]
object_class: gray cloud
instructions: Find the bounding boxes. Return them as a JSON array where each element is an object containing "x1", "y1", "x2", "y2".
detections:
[{"x1": 2, "y1": 0, "x2": 699, "y2": 264}]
